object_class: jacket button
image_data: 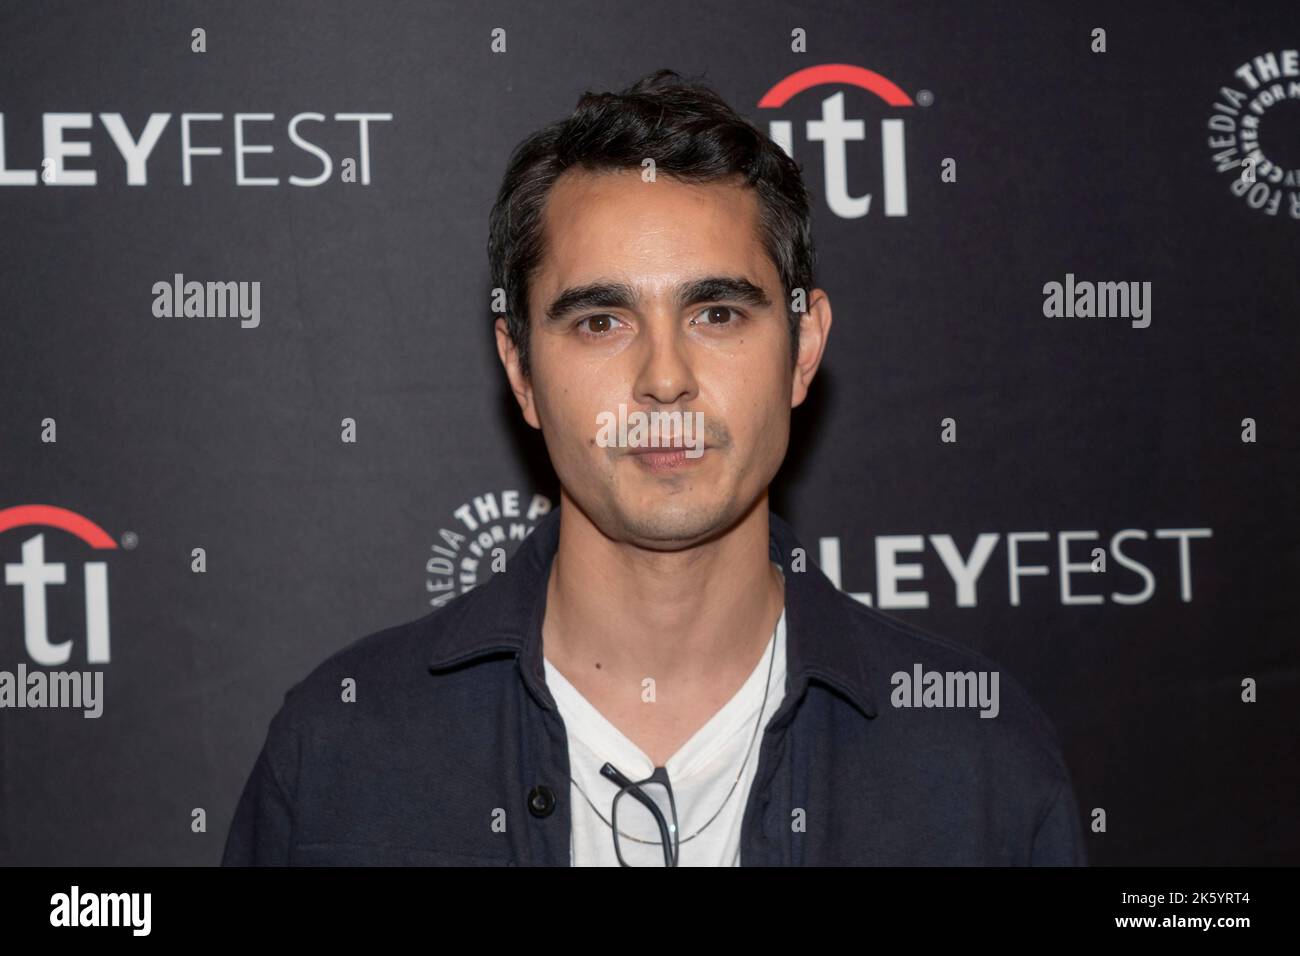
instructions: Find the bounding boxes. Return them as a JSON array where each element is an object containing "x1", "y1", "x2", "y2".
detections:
[{"x1": 527, "y1": 784, "x2": 556, "y2": 818}]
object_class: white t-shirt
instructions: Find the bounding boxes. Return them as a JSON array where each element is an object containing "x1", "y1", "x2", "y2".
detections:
[{"x1": 543, "y1": 590, "x2": 787, "y2": 867}]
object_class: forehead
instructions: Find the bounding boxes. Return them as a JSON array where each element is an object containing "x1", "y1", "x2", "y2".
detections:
[{"x1": 532, "y1": 167, "x2": 774, "y2": 308}]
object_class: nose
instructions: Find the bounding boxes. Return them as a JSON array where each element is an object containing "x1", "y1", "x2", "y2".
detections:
[{"x1": 632, "y1": 318, "x2": 698, "y2": 408}]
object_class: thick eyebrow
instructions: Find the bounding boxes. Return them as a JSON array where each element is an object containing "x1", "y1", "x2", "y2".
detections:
[
  {"x1": 678, "y1": 276, "x2": 773, "y2": 311},
  {"x1": 544, "y1": 281, "x2": 638, "y2": 324},
  {"x1": 543, "y1": 276, "x2": 772, "y2": 324}
]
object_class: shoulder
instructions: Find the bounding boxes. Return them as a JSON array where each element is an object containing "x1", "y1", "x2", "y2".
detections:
[
  {"x1": 843, "y1": 597, "x2": 1072, "y2": 783},
  {"x1": 271, "y1": 582, "x2": 502, "y2": 734}
]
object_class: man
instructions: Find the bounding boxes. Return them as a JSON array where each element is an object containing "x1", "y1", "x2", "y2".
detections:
[{"x1": 222, "y1": 69, "x2": 1087, "y2": 866}]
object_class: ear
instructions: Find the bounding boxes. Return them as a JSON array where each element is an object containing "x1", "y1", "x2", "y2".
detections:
[
  {"x1": 495, "y1": 317, "x2": 541, "y2": 430},
  {"x1": 790, "y1": 289, "x2": 832, "y2": 409}
]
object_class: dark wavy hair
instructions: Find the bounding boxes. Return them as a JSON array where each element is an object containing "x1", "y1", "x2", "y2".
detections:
[{"x1": 487, "y1": 68, "x2": 818, "y2": 379}]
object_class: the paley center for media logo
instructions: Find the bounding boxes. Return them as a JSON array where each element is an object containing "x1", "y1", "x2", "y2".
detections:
[
  {"x1": 1206, "y1": 48, "x2": 1300, "y2": 219},
  {"x1": 425, "y1": 490, "x2": 554, "y2": 608},
  {"x1": 758, "y1": 62, "x2": 921, "y2": 219},
  {"x1": 1, "y1": 504, "x2": 119, "y2": 717}
]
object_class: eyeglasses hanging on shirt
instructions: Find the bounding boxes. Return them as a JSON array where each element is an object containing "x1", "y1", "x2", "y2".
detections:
[
  {"x1": 603, "y1": 763, "x2": 680, "y2": 867},
  {"x1": 571, "y1": 629, "x2": 780, "y2": 866}
]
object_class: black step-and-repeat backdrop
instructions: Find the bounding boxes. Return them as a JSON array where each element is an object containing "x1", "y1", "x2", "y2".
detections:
[{"x1": 1, "y1": 1, "x2": 1296, "y2": 866}]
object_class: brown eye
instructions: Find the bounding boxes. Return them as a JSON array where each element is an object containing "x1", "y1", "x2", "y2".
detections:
[
  {"x1": 698, "y1": 306, "x2": 738, "y2": 326},
  {"x1": 578, "y1": 314, "x2": 618, "y2": 335}
]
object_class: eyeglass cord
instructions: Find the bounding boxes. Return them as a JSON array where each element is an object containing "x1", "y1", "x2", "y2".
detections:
[{"x1": 568, "y1": 615, "x2": 780, "y2": 848}]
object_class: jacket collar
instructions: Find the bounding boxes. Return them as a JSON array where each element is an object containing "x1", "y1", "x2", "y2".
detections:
[{"x1": 427, "y1": 506, "x2": 878, "y2": 722}]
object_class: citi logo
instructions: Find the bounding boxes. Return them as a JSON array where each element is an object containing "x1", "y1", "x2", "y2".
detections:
[
  {"x1": 758, "y1": 63, "x2": 915, "y2": 219},
  {"x1": 1, "y1": 505, "x2": 115, "y2": 665}
]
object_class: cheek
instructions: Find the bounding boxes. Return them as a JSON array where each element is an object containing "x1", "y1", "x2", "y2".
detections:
[
  {"x1": 755, "y1": 390, "x2": 791, "y2": 446},
  {"x1": 536, "y1": 384, "x2": 602, "y2": 452}
]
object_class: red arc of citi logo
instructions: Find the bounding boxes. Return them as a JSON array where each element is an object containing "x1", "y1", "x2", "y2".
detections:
[
  {"x1": 758, "y1": 63, "x2": 916, "y2": 219},
  {"x1": 0, "y1": 504, "x2": 116, "y2": 665}
]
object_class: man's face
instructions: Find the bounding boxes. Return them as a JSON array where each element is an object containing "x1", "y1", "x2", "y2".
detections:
[{"x1": 497, "y1": 167, "x2": 828, "y2": 550}]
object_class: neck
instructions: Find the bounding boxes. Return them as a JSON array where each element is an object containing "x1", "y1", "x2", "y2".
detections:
[{"x1": 542, "y1": 493, "x2": 785, "y2": 707}]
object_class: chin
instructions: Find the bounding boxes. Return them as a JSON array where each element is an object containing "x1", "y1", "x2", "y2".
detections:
[{"x1": 613, "y1": 497, "x2": 735, "y2": 548}]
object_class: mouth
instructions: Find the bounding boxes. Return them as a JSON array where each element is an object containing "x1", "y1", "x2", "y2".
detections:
[{"x1": 626, "y1": 445, "x2": 709, "y2": 471}]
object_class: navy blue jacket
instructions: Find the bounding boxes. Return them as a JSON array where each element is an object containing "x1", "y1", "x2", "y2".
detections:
[{"x1": 222, "y1": 508, "x2": 1087, "y2": 866}]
